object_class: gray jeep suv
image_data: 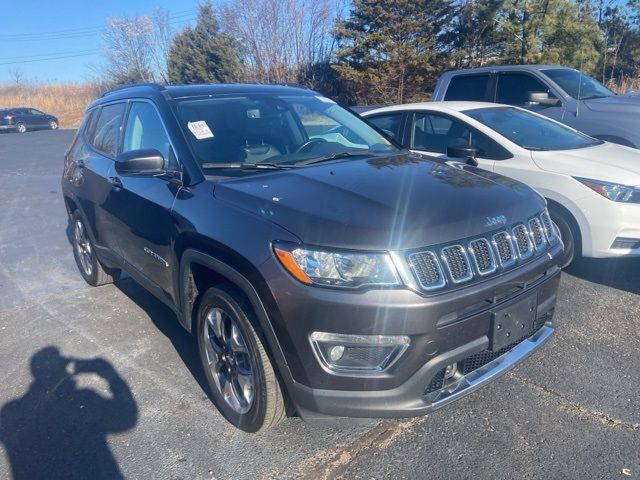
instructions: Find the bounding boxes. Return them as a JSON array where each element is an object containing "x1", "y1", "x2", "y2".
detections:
[{"x1": 62, "y1": 83, "x2": 563, "y2": 432}]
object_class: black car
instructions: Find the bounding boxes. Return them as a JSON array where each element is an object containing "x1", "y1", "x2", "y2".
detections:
[
  {"x1": 61, "y1": 83, "x2": 563, "y2": 432},
  {"x1": 0, "y1": 107, "x2": 58, "y2": 133}
]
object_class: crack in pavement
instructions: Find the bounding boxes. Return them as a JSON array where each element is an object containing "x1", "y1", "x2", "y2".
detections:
[
  {"x1": 295, "y1": 416, "x2": 427, "y2": 480},
  {"x1": 509, "y1": 372, "x2": 640, "y2": 431}
]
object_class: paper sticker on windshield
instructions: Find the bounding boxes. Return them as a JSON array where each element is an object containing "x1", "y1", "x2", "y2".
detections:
[
  {"x1": 315, "y1": 95, "x2": 336, "y2": 104},
  {"x1": 187, "y1": 121, "x2": 214, "y2": 140}
]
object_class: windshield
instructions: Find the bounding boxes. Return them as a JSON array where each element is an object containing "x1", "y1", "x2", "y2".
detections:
[
  {"x1": 464, "y1": 107, "x2": 603, "y2": 151},
  {"x1": 543, "y1": 68, "x2": 614, "y2": 100},
  {"x1": 173, "y1": 94, "x2": 396, "y2": 173}
]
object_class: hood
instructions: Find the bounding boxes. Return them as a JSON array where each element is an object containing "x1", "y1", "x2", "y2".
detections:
[
  {"x1": 584, "y1": 95, "x2": 640, "y2": 112},
  {"x1": 213, "y1": 154, "x2": 545, "y2": 251},
  {"x1": 530, "y1": 142, "x2": 640, "y2": 187}
]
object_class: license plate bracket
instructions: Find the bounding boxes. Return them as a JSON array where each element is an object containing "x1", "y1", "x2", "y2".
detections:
[{"x1": 490, "y1": 294, "x2": 537, "y2": 351}]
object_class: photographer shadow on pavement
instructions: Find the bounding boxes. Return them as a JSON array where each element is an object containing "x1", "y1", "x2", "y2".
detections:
[{"x1": 0, "y1": 347, "x2": 137, "y2": 480}]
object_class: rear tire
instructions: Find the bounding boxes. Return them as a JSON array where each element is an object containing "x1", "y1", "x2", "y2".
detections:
[
  {"x1": 549, "y1": 209, "x2": 578, "y2": 267},
  {"x1": 71, "y1": 212, "x2": 120, "y2": 286},
  {"x1": 16, "y1": 122, "x2": 26, "y2": 133},
  {"x1": 197, "y1": 286, "x2": 287, "y2": 432},
  {"x1": 49, "y1": 120, "x2": 58, "y2": 130}
]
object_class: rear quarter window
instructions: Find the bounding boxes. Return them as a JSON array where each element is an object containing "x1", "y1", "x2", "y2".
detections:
[{"x1": 444, "y1": 74, "x2": 491, "y2": 101}]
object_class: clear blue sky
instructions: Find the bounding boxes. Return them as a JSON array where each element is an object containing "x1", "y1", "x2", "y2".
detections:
[{"x1": 0, "y1": 0, "x2": 198, "y2": 84}]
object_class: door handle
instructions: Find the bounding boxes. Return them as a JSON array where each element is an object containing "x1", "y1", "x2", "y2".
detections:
[{"x1": 109, "y1": 176, "x2": 123, "y2": 189}]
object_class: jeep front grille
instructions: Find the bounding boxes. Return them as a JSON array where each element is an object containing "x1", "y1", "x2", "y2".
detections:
[
  {"x1": 492, "y1": 231, "x2": 516, "y2": 267},
  {"x1": 512, "y1": 224, "x2": 533, "y2": 259},
  {"x1": 441, "y1": 245, "x2": 473, "y2": 283},
  {"x1": 406, "y1": 210, "x2": 555, "y2": 292},
  {"x1": 407, "y1": 251, "x2": 446, "y2": 290},
  {"x1": 528, "y1": 217, "x2": 546, "y2": 251},
  {"x1": 468, "y1": 238, "x2": 496, "y2": 275},
  {"x1": 540, "y1": 210, "x2": 558, "y2": 245}
]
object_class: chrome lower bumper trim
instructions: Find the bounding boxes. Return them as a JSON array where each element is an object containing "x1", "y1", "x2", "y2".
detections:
[{"x1": 426, "y1": 325, "x2": 555, "y2": 407}]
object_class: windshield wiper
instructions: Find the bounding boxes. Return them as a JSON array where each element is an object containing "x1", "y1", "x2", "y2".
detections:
[
  {"x1": 295, "y1": 150, "x2": 378, "y2": 166},
  {"x1": 201, "y1": 162, "x2": 297, "y2": 170}
]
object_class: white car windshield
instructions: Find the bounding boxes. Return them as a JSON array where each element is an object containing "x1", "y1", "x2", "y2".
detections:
[
  {"x1": 174, "y1": 94, "x2": 397, "y2": 172},
  {"x1": 464, "y1": 107, "x2": 603, "y2": 151}
]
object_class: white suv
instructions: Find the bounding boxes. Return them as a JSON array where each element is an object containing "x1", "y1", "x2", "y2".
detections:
[{"x1": 364, "y1": 102, "x2": 640, "y2": 266}]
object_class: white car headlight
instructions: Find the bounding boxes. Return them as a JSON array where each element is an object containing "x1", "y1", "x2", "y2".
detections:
[
  {"x1": 575, "y1": 177, "x2": 640, "y2": 203},
  {"x1": 274, "y1": 244, "x2": 401, "y2": 288}
]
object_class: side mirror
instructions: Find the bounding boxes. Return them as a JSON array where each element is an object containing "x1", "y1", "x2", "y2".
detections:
[
  {"x1": 115, "y1": 149, "x2": 164, "y2": 175},
  {"x1": 528, "y1": 92, "x2": 561, "y2": 106},
  {"x1": 447, "y1": 145, "x2": 479, "y2": 166}
]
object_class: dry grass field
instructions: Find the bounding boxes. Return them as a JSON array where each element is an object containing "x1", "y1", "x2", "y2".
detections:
[{"x1": 0, "y1": 83, "x2": 100, "y2": 128}]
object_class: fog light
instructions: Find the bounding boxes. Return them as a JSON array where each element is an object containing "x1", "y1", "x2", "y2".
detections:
[
  {"x1": 328, "y1": 345, "x2": 345, "y2": 362},
  {"x1": 310, "y1": 332, "x2": 410, "y2": 374}
]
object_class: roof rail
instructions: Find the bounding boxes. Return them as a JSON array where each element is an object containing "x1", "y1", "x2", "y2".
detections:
[
  {"x1": 270, "y1": 82, "x2": 311, "y2": 90},
  {"x1": 100, "y1": 83, "x2": 166, "y2": 98}
]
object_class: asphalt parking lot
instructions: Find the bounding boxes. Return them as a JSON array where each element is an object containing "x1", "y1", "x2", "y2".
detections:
[{"x1": 0, "y1": 129, "x2": 638, "y2": 479}]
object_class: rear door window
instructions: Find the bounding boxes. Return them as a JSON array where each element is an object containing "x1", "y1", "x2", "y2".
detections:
[
  {"x1": 444, "y1": 74, "x2": 491, "y2": 101},
  {"x1": 496, "y1": 73, "x2": 555, "y2": 105},
  {"x1": 91, "y1": 103, "x2": 126, "y2": 158}
]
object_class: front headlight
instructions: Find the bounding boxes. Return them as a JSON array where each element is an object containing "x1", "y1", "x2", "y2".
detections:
[
  {"x1": 273, "y1": 244, "x2": 401, "y2": 288},
  {"x1": 575, "y1": 177, "x2": 640, "y2": 203}
]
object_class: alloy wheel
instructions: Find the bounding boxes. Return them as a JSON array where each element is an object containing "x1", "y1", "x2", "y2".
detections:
[
  {"x1": 74, "y1": 219, "x2": 93, "y2": 276},
  {"x1": 202, "y1": 307, "x2": 255, "y2": 414}
]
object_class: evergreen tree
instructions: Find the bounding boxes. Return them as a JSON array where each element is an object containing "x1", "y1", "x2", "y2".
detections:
[
  {"x1": 496, "y1": 0, "x2": 602, "y2": 74},
  {"x1": 333, "y1": 0, "x2": 455, "y2": 104},
  {"x1": 167, "y1": 1, "x2": 245, "y2": 84}
]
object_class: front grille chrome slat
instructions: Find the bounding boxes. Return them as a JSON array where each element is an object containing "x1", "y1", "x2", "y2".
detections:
[
  {"x1": 406, "y1": 210, "x2": 554, "y2": 293},
  {"x1": 540, "y1": 211, "x2": 558, "y2": 245},
  {"x1": 512, "y1": 224, "x2": 533, "y2": 260},
  {"x1": 528, "y1": 217, "x2": 547, "y2": 251},
  {"x1": 468, "y1": 238, "x2": 497, "y2": 275},
  {"x1": 441, "y1": 245, "x2": 473, "y2": 284},
  {"x1": 408, "y1": 251, "x2": 446, "y2": 291},
  {"x1": 491, "y1": 231, "x2": 516, "y2": 268}
]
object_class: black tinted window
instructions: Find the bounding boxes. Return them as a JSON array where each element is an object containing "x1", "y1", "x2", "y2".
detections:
[
  {"x1": 367, "y1": 113, "x2": 403, "y2": 141},
  {"x1": 91, "y1": 103, "x2": 125, "y2": 157},
  {"x1": 410, "y1": 112, "x2": 511, "y2": 160},
  {"x1": 496, "y1": 73, "x2": 554, "y2": 105},
  {"x1": 444, "y1": 74, "x2": 490, "y2": 101}
]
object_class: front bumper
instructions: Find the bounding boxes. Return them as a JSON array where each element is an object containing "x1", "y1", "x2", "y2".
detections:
[
  {"x1": 576, "y1": 194, "x2": 640, "y2": 258},
  {"x1": 0, "y1": 125, "x2": 16, "y2": 131},
  {"x1": 294, "y1": 323, "x2": 554, "y2": 420},
  {"x1": 261, "y1": 243, "x2": 562, "y2": 419}
]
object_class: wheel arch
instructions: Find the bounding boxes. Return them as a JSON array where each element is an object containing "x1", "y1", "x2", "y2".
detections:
[
  {"x1": 178, "y1": 247, "x2": 291, "y2": 379},
  {"x1": 545, "y1": 198, "x2": 583, "y2": 256}
]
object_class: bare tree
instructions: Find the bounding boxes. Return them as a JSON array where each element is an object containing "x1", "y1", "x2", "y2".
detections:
[
  {"x1": 7, "y1": 68, "x2": 25, "y2": 86},
  {"x1": 219, "y1": 0, "x2": 338, "y2": 83},
  {"x1": 100, "y1": 9, "x2": 174, "y2": 85}
]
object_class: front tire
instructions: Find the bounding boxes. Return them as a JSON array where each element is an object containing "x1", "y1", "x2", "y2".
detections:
[
  {"x1": 71, "y1": 212, "x2": 120, "y2": 286},
  {"x1": 197, "y1": 286, "x2": 287, "y2": 432},
  {"x1": 16, "y1": 122, "x2": 26, "y2": 133},
  {"x1": 549, "y1": 209, "x2": 578, "y2": 267}
]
